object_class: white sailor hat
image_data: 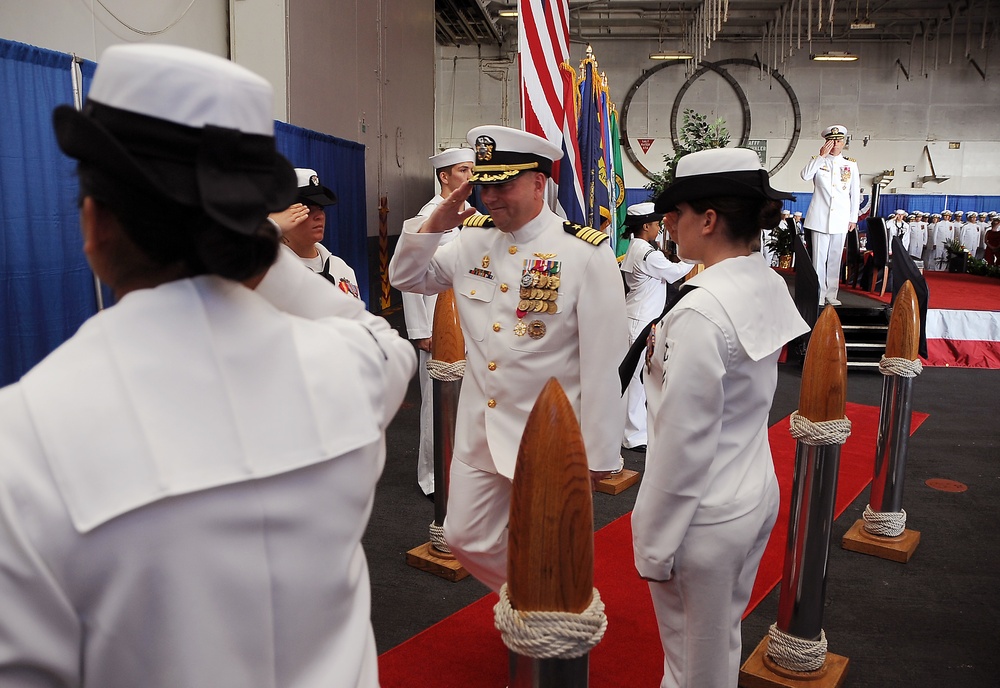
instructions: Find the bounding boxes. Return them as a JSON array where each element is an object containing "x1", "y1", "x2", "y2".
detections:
[
  {"x1": 793, "y1": 210, "x2": 802, "y2": 217},
  {"x1": 654, "y1": 148, "x2": 795, "y2": 213},
  {"x1": 623, "y1": 202, "x2": 662, "y2": 232},
  {"x1": 429, "y1": 147, "x2": 475, "y2": 170},
  {"x1": 295, "y1": 168, "x2": 337, "y2": 206},
  {"x1": 894, "y1": 209, "x2": 906, "y2": 215},
  {"x1": 467, "y1": 125, "x2": 562, "y2": 185},
  {"x1": 821, "y1": 124, "x2": 849, "y2": 140},
  {"x1": 53, "y1": 44, "x2": 296, "y2": 236},
  {"x1": 781, "y1": 208, "x2": 791, "y2": 215}
]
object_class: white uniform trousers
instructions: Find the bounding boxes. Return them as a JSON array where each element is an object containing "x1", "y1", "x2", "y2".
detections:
[
  {"x1": 623, "y1": 318, "x2": 649, "y2": 449},
  {"x1": 416, "y1": 349, "x2": 435, "y2": 495},
  {"x1": 809, "y1": 231, "x2": 847, "y2": 304},
  {"x1": 648, "y1": 476, "x2": 779, "y2": 688},
  {"x1": 442, "y1": 460, "x2": 512, "y2": 593}
]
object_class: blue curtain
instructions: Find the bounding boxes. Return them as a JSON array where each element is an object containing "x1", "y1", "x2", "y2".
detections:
[
  {"x1": 0, "y1": 40, "x2": 96, "y2": 388},
  {"x1": 274, "y1": 122, "x2": 369, "y2": 306}
]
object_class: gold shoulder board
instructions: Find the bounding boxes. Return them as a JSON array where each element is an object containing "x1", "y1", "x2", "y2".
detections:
[
  {"x1": 463, "y1": 214, "x2": 495, "y2": 228},
  {"x1": 563, "y1": 221, "x2": 609, "y2": 246}
]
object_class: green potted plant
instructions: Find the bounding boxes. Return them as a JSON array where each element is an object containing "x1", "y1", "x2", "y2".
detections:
[
  {"x1": 766, "y1": 221, "x2": 796, "y2": 268},
  {"x1": 944, "y1": 237, "x2": 968, "y2": 273},
  {"x1": 645, "y1": 109, "x2": 731, "y2": 198}
]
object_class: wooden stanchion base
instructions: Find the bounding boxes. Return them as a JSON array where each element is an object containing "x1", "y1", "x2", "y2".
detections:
[
  {"x1": 739, "y1": 636, "x2": 849, "y2": 688},
  {"x1": 596, "y1": 469, "x2": 640, "y2": 495},
  {"x1": 841, "y1": 519, "x2": 920, "y2": 563},
  {"x1": 406, "y1": 542, "x2": 470, "y2": 582}
]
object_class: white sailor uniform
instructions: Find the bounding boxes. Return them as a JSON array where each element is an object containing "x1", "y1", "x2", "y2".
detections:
[
  {"x1": 401, "y1": 194, "x2": 466, "y2": 495},
  {"x1": 621, "y1": 236, "x2": 690, "y2": 450}
]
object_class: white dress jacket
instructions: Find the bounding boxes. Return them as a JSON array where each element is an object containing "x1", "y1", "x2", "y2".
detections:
[
  {"x1": 801, "y1": 154, "x2": 861, "y2": 234},
  {"x1": 389, "y1": 205, "x2": 627, "y2": 478}
]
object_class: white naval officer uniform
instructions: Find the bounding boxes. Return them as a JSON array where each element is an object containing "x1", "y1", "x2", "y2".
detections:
[
  {"x1": 908, "y1": 217, "x2": 927, "y2": 260},
  {"x1": 284, "y1": 241, "x2": 360, "y2": 299},
  {"x1": 930, "y1": 217, "x2": 954, "y2": 270},
  {"x1": 390, "y1": 204, "x2": 627, "y2": 592},
  {"x1": 633, "y1": 255, "x2": 809, "y2": 688},
  {"x1": 401, "y1": 194, "x2": 466, "y2": 495},
  {"x1": 958, "y1": 220, "x2": 982, "y2": 256},
  {"x1": 621, "y1": 235, "x2": 690, "y2": 450},
  {"x1": 801, "y1": 141, "x2": 860, "y2": 304},
  {"x1": 0, "y1": 249, "x2": 416, "y2": 688}
]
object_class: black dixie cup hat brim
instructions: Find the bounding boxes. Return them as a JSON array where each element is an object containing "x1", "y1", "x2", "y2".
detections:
[
  {"x1": 654, "y1": 169, "x2": 796, "y2": 213},
  {"x1": 623, "y1": 213, "x2": 663, "y2": 232},
  {"x1": 53, "y1": 101, "x2": 297, "y2": 236},
  {"x1": 298, "y1": 189, "x2": 338, "y2": 206}
]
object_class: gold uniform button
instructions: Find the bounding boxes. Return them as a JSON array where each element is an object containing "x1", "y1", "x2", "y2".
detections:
[
  {"x1": 499, "y1": 283, "x2": 508, "y2": 293},
  {"x1": 470, "y1": 289, "x2": 476, "y2": 295},
  {"x1": 488, "y1": 399, "x2": 497, "y2": 408},
  {"x1": 488, "y1": 362, "x2": 497, "y2": 371},
  {"x1": 508, "y1": 246, "x2": 518, "y2": 255},
  {"x1": 492, "y1": 322, "x2": 501, "y2": 332}
]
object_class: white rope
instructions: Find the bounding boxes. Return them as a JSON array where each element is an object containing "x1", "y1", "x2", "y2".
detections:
[
  {"x1": 493, "y1": 584, "x2": 607, "y2": 660},
  {"x1": 767, "y1": 623, "x2": 828, "y2": 672},
  {"x1": 428, "y1": 521, "x2": 451, "y2": 553},
  {"x1": 862, "y1": 503, "x2": 907, "y2": 537},
  {"x1": 879, "y1": 355, "x2": 923, "y2": 378},
  {"x1": 426, "y1": 358, "x2": 465, "y2": 382},
  {"x1": 789, "y1": 411, "x2": 852, "y2": 446}
]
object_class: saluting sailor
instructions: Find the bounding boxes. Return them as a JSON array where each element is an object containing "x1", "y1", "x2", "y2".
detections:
[
  {"x1": 620, "y1": 202, "x2": 690, "y2": 453},
  {"x1": 401, "y1": 147, "x2": 475, "y2": 496},
  {"x1": 800, "y1": 125, "x2": 861, "y2": 306},
  {"x1": 389, "y1": 125, "x2": 627, "y2": 592}
]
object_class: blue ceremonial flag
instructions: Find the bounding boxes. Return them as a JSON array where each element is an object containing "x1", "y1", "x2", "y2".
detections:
[{"x1": 578, "y1": 55, "x2": 610, "y2": 231}]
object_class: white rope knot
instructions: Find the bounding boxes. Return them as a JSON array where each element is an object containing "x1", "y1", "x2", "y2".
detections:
[
  {"x1": 862, "y1": 504, "x2": 907, "y2": 537},
  {"x1": 428, "y1": 521, "x2": 451, "y2": 553},
  {"x1": 493, "y1": 583, "x2": 607, "y2": 660},
  {"x1": 789, "y1": 411, "x2": 852, "y2": 446},
  {"x1": 767, "y1": 623, "x2": 828, "y2": 672},
  {"x1": 426, "y1": 358, "x2": 466, "y2": 382},
  {"x1": 879, "y1": 355, "x2": 923, "y2": 378}
]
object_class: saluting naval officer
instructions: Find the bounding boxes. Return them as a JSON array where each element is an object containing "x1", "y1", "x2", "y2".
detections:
[
  {"x1": 620, "y1": 202, "x2": 690, "y2": 453},
  {"x1": 401, "y1": 147, "x2": 476, "y2": 496},
  {"x1": 389, "y1": 125, "x2": 628, "y2": 592},
  {"x1": 800, "y1": 125, "x2": 860, "y2": 306}
]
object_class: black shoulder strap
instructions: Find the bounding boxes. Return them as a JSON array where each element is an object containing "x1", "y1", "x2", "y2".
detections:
[{"x1": 618, "y1": 284, "x2": 697, "y2": 395}]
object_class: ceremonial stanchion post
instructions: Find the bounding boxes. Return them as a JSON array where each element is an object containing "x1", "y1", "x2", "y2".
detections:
[
  {"x1": 842, "y1": 280, "x2": 922, "y2": 562},
  {"x1": 740, "y1": 306, "x2": 851, "y2": 688},
  {"x1": 405, "y1": 289, "x2": 469, "y2": 581},
  {"x1": 495, "y1": 378, "x2": 607, "y2": 687}
]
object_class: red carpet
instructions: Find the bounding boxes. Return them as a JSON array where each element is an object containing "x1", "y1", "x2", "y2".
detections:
[
  {"x1": 842, "y1": 270, "x2": 1000, "y2": 311},
  {"x1": 378, "y1": 403, "x2": 929, "y2": 688}
]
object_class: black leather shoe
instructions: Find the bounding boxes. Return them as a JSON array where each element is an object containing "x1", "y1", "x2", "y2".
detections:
[{"x1": 628, "y1": 444, "x2": 647, "y2": 454}]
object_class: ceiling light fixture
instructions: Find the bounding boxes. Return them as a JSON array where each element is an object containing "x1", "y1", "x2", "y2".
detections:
[
  {"x1": 810, "y1": 51, "x2": 859, "y2": 62},
  {"x1": 649, "y1": 50, "x2": 693, "y2": 61},
  {"x1": 498, "y1": 9, "x2": 518, "y2": 17}
]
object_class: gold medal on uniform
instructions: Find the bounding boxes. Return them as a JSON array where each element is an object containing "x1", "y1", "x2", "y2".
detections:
[{"x1": 482, "y1": 255, "x2": 491, "y2": 269}]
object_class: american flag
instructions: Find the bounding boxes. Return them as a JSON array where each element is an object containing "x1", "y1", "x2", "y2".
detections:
[{"x1": 518, "y1": 0, "x2": 585, "y2": 224}]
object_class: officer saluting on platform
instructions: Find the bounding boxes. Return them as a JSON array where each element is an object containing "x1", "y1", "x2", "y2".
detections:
[
  {"x1": 389, "y1": 125, "x2": 627, "y2": 593},
  {"x1": 800, "y1": 125, "x2": 860, "y2": 307}
]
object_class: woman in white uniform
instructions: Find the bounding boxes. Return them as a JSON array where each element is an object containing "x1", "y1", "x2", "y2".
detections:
[
  {"x1": 620, "y1": 202, "x2": 691, "y2": 452},
  {"x1": 0, "y1": 44, "x2": 414, "y2": 688},
  {"x1": 631, "y1": 148, "x2": 809, "y2": 688},
  {"x1": 270, "y1": 168, "x2": 362, "y2": 299}
]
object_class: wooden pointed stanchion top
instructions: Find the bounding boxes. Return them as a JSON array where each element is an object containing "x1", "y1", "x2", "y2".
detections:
[
  {"x1": 507, "y1": 377, "x2": 594, "y2": 614},
  {"x1": 799, "y1": 305, "x2": 847, "y2": 422},
  {"x1": 431, "y1": 289, "x2": 465, "y2": 364},
  {"x1": 885, "y1": 280, "x2": 920, "y2": 360}
]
